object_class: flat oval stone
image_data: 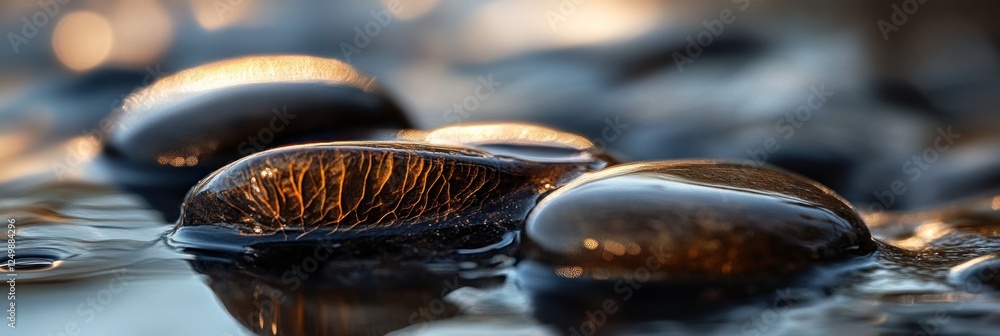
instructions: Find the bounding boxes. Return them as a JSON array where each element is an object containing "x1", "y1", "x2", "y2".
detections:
[
  {"x1": 97, "y1": 55, "x2": 410, "y2": 220},
  {"x1": 103, "y1": 54, "x2": 410, "y2": 168},
  {"x1": 170, "y1": 141, "x2": 597, "y2": 256},
  {"x1": 522, "y1": 160, "x2": 876, "y2": 283}
]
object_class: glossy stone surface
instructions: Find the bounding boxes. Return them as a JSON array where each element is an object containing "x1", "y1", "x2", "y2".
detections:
[
  {"x1": 522, "y1": 160, "x2": 877, "y2": 282},
  {"x1": 416, "y1": 123, "x2": 613, "y2": 165},
  {"x1": 97, "y1": 55, "x2": 410, "y2": 220},
  {"x1": 103, "y1": 55, "x2": 410, "y2": 168},
  {"x1": 171, "y1": 141, "x2": 597, "y2": 255}
]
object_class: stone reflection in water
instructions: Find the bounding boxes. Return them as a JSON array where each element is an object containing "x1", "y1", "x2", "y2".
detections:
[
  {"x1": 97, "y1": 55, "x2": 411, "y2": 220},
  {"x1": 171, "y1": 140, "x2": 599, "y2": 257},
  {"x1": 518, "y1": 161, "x2": 877, "y2": 332},
  {"x1": 190, "y1": 255, "x2": 505, "y2": 336}
]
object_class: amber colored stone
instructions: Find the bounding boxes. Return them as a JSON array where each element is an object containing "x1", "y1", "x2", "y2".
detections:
[
  {"x1": 523, "y1": 160, "x2": 877, "y2": 282},
  {"x1": 171, "y1": 141, "x2": 598, "y2": 254}
]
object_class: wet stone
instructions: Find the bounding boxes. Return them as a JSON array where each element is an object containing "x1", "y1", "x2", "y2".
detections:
[
  {"x1": 170, "y1": 141, "x2": 598, "y2": 258},
  {"x1": 103, "y1": 55, "x2": 410, "y2": 167},
  {"x1": 97, "y1": 55, "x2": 410, "y2": 220},
  {"x1": 522, "y1": 160, "x2": 877, "y2": 284},
  {"x1": 415, "y1": 123, "x2": 616, "y2": 166}
]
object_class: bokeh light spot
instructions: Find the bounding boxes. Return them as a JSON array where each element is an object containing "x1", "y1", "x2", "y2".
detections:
[{"x1": 52, "y1": 11, "x2": 114, "y2": 72}]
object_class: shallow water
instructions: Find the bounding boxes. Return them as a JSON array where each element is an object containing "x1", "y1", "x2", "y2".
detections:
[
  {"x1": 7, "y1": 162, "x2": 1000, "y2": 335},
  {"x1": 3, "y1": 181, "x2": 245, "y2": 335}
]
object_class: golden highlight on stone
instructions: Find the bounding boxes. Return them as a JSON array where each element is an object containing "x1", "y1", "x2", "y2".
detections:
[
  {"x1": 103, "y1": 54, "x2": 410, "y2": 172},
  {"x1": 174, "y1": 141, "x2": 595, "y2": 244},
  {"x1": 412, "y1": 123, "x2": 612, "y2": 165},
  {"x1": 423, "y1": 123, "x2": 594, "y2": 151},
  {"x1": 122, "y1": 55, "x2": 377, "y2": 114}
]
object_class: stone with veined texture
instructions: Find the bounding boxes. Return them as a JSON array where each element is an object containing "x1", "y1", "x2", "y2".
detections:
[{"x1": 170, "y1": 141, "x2": 601, "y2": 257}]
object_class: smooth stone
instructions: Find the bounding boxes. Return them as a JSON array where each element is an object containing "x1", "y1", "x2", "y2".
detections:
[
  {"x1": 522, "y1": 160, "x2": 877, "y2": 283},
  {"x1": 170, "y1": 141, "x2": 598, "y2": 256},
  {"x1": 949, "y1": 254, "x2": 1000, "y2": 293},
  {"x1": 98, "y1": 55, "x2": 410, "y2": 220},
  {"x1": 410, "y1": 122, "x2": 617, "y2": 166},
  {"x1": 104, "y1": 55, "x2": 410, "y2": 168}
]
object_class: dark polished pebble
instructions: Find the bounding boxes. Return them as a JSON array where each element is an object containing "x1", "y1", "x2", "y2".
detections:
[
  {"x1": 98, "y1": 55, "x2": 410, "y2": 220},
  {"x1": 171, "y1": 140, "x2": 599, "y2": 257},
  {"x1": 104, "y1": 55, "x2": 410, "y2": 167},
  {"x1": 522, "y1": 160, "x2": 876, "y2": 283},
  {"x1": 517, "y1": 161, "x2": 878, "y2": 332}
]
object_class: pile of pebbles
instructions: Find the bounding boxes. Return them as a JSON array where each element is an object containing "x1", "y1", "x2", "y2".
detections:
[{"x1": 95, "y1": 55, "x2": 999, "y2": 335}]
